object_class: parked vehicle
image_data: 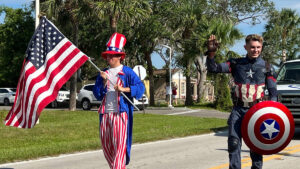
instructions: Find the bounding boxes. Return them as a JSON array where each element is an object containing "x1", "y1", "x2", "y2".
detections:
[
  {"x1": 276, "y1": 60, "x2": 300, "y2": 125},
  {"x1": 77, "y1": 84, "x2": 149, "y2": 110},
  {"x1": 50, "y1": 87, "x2": 70, "y2": 108},
  {"x1": 77, "y1": 84, "x2": 101, "y2": 110},
  {"x1": 0, "y1": 88, "x2": 16, "y2": 106},
  {"x1": 133, "y1": 94, "x2": 149, "y2": 110}
]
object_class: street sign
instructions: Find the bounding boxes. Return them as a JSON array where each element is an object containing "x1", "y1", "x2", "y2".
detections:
[{"x1": 133, "y1": 65, "x2": 147, "y2": 80}]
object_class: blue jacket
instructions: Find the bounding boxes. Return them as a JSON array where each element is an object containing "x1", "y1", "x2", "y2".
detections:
[{"x1": 93, "y1": 65, "x2": 145, "y2": 165}]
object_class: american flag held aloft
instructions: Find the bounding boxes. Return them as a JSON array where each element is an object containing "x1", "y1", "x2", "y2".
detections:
[{"x1": 5, "y1": 17, "x2": 88, "y2": 128}]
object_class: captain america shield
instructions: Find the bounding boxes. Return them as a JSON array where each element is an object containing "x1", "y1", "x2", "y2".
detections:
[{"x1": 241, "y1": 101, "x2": 295, "y2": 155}]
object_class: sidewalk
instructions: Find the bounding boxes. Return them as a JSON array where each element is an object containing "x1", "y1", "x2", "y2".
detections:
[{"x1": 136, "y1": 107, "x2": 230, "y2": 119}]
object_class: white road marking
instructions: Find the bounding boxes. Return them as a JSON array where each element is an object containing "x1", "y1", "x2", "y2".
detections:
[{"x1": 166, "y1": 109, "x2": 199, "y2": 115}]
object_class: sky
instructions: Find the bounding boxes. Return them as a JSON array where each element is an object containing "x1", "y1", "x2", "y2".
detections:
[{"x1": 1, "y1": 0, "x2": 300, "y2": 68}]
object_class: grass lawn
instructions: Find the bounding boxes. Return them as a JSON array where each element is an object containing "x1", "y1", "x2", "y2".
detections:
[{"x1": 0, "y1": 110, "x2": 227, "y2": 164}]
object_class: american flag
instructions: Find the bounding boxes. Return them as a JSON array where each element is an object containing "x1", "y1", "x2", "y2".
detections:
[{"x1": 5, "y1": 17, "x2": 88, "y2": 128}]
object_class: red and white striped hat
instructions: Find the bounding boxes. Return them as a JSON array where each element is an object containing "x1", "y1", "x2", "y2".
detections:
[{"x1": 101, "y1": 32, "x2": 127, "y2": 60}]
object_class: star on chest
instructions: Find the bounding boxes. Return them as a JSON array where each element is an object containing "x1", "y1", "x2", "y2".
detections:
[{"x1": 246, "y1": 69, "x2": 255, "y2": 78}]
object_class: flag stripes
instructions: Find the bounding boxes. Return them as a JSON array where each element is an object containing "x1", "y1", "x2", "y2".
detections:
[{"x1": 5, "y1": 17, "x2": 88, "y2": 128}]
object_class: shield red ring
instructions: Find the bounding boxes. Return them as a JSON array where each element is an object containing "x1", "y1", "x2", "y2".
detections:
[{"x1": 241, "y1": 101, "x2": 295, "y2": 155}]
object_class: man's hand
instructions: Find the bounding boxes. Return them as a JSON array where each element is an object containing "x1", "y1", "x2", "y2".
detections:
[
  {"x1": 100, "y1": 71, "x2": 107, "y2": 85},
  {"x1": 207, "y1": 35, "x2": 219, "y2": 58},
  {"x1": 114, "y1": 85, "x2": 130, "y2": 93}
]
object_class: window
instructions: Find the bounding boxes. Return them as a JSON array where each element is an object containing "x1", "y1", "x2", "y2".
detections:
[
  {"x1": 84, "y1": 85, "x2": 94, "y2": 91},
  {"x1": 0, "y1": 89, "x2": 8, "y2": 93},
  {"x1": 277, "y1": 62, "x2": 300, "y2": 83},
  {"x1": 181, "y1": 82, "x2": 185, "y2": 95}
]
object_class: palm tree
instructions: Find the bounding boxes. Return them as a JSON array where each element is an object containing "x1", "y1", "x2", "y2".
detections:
[
  {"x1": 41, "y1": 0, "x2": 94, "y2": 111},
  {"x1": 263, "y1": 8, "x2": 300, "y2": 65},
  {"x1": 93, "y1": 0, "x2": 151, "y2": 33},
  {"x1": 193, "y1": 18, "x2": 242, "y2": 103},
  {"x1": 129, "y1": 0, "x2": 174, "y2": 106},
  {"x1": 168, "y1": 0, "x2": 208, "y2": 106}
]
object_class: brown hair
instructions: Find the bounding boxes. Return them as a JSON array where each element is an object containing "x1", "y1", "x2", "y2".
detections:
[{"x1": 245, "y1": 34, "x2": 263, "y2": 44}]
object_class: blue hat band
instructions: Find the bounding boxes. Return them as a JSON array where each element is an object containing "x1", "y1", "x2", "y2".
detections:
[{"x1": 107, "y1": 47, "x2": 122, "y2": 52}]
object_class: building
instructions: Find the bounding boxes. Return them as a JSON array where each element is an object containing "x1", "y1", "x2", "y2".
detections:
[{"x1": 153, "y1": 69, "x2": 198, "y2": 100}]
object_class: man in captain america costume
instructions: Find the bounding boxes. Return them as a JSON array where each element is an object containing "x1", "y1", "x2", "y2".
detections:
[
  {"x1": 93, "y1": 32, "x2": 145, "y2": 169},
  {"x1": 206, "y1": 34, "x2": 277, "y2": 169}
]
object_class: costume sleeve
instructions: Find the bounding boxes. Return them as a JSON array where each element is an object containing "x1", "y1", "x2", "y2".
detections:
[
  {"x1": 93, "y1": 74, "x2": 107, "y2": 101},
  {"x1": 206, "y1": 57, "x2": 232, "y2": 73},
  {"x1": 128, "y1": 70, "x2": 145, "y2": 100},
  {"x1": 266, "y1": 65, "x2": 278, "y2": 101}
]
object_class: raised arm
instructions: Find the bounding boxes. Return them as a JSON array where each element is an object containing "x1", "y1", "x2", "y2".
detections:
[{"x1": 206, "y1": 35, "x2": 232, "y2": 73}]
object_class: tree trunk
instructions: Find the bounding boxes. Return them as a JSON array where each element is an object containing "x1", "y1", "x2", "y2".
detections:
[
  {"x1": 194, "y1": 55, "x2": 207, "y2": 103},
  {"x1": 197, "y1": 72, "x2": 201, "y2": 102},
  {"x1": 145, "y1": 51, "x2": 155, "y2": 106},
  {"x1": 110, "y1": 14, "x2": 117, "y2": 33},
  {"x1": 198, "y1": 71, "x2": 207, "y2": 101},
  {"x1": 185, "y1": 59, "x2": 193, "y2": 106},
  {"x1": 69, "y1": 22, "x2": 78, "y2": 111}
]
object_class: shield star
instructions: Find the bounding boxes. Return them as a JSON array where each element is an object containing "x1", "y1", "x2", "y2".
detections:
[
  {"x1": 261, "y1": 120, "x2": 279, "y2": 139},
  {"x1": 246, "y1": 69, "x2": 255, "y2": 78}
]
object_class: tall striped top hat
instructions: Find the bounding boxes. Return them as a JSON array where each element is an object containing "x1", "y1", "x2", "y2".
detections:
[{"x1": 101, "y1": 32, "x2": 126, "y2": 60}]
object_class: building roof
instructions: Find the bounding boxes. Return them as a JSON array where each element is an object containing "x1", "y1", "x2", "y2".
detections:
[{"x1": 153, "y1": 68, "x2": 181, "y2": 76}]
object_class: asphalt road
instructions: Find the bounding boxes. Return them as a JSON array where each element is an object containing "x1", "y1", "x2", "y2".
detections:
[
  {"x1": 1, "y1": 106, "x2": 300, "y2": 169},
  {"x1": 1, "y1": 129, "x2": 300, "y2": 169}
]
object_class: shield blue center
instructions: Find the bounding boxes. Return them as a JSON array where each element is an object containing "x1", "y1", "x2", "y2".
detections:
[{"x1": 260, "y1": 119, "x2": 280, "y2": 140}]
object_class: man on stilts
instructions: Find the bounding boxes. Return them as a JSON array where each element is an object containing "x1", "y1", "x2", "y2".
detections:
[{"x1": 93, "y1": 32, "x2": 145, "y2": 169}]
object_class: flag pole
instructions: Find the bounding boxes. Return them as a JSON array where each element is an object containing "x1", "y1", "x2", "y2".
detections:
[
  {"x1": 36, "y1": 0, "x2": 40, "y2": 124},
  {"x1": 35, "y1": 0, "x2": 40, "y2": 28},
  {"x1": 87, "y1": 58, "x2": 140, "y2": 111}
]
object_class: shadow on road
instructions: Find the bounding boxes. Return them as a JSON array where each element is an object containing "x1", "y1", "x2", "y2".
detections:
[{"x1": 213, "y1": 128, "x2": 228, "y2": 137}]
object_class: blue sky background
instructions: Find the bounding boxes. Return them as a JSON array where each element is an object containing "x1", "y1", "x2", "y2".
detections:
[{"x1": 1, "y1": 0, "x2": 300, "y2": 68}]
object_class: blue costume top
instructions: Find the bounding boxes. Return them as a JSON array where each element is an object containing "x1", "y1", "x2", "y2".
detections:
[
  {"x1": 93, "y1": 65, "x2": 145, "y2": 165},
  {"x1": 206, "y1": 56, "x2": 277, "y2": 102}
]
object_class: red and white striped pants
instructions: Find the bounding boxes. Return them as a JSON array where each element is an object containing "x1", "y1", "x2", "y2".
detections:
[{"x1": 100, "y1": 112, "x2": 128, "y2": 169}]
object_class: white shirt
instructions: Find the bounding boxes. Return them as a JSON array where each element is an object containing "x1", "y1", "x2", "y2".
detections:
[
  {"x1": 105, "y1": 65, "x2": 123, "y2": 113},
  {"x1": 166, "y1": 86, "x2": 172, "y2": 95}
]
